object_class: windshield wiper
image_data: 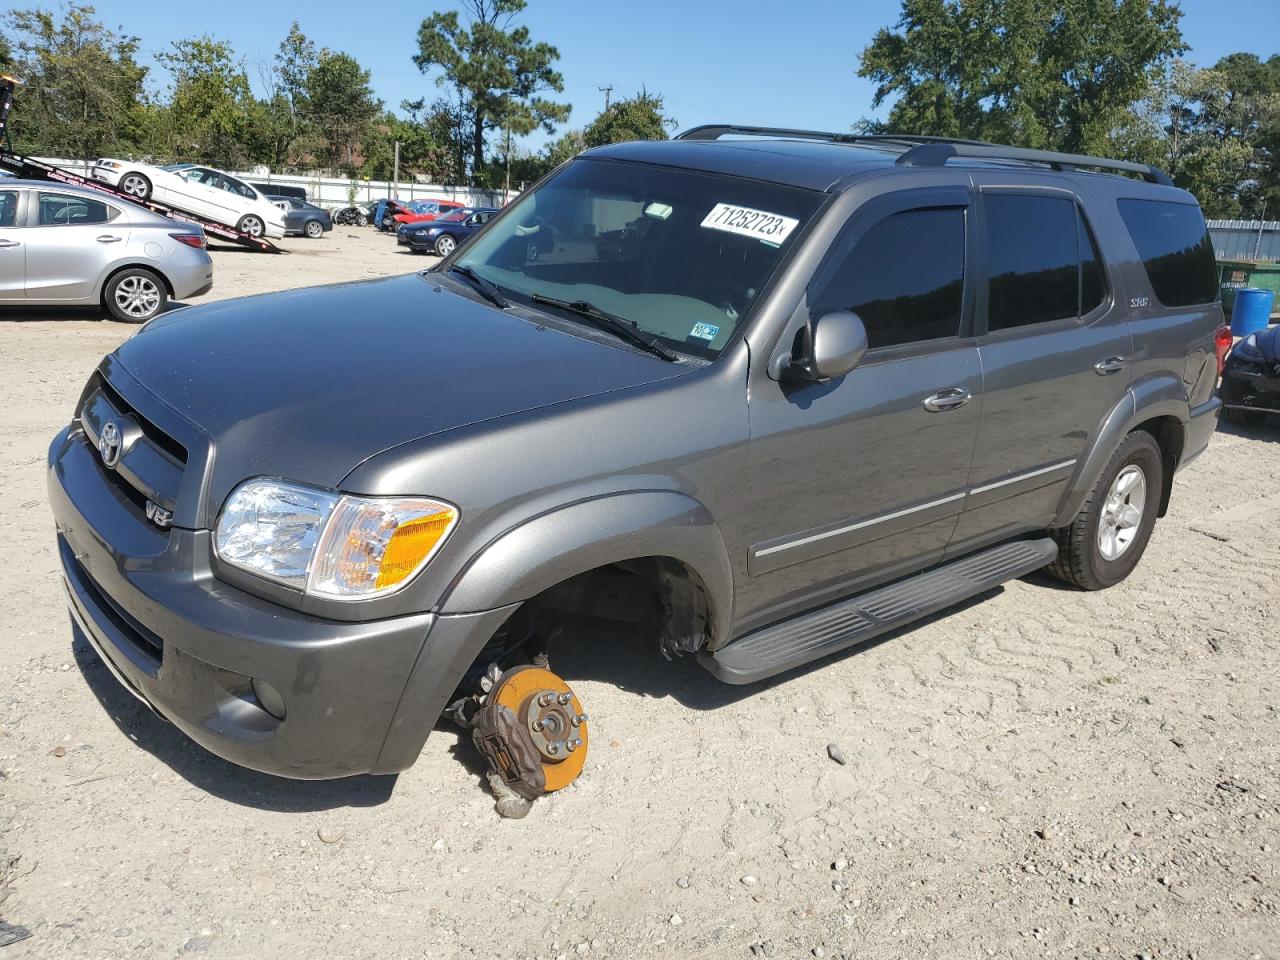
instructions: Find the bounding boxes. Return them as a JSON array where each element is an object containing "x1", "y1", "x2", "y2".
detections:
[
  {"x1": 446, "y1": 264, "x2": 508, "y2": 309},
  {"x1": 530, "y1": 295, "x2": 678, "y2": 362}
]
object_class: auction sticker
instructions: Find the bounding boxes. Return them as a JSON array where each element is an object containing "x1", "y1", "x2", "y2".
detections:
[{"x1": 701, "y1": 203, "x2": 798, "y2": 246}]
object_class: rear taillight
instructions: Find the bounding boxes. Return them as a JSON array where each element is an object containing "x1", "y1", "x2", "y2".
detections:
[
  {"x1": 1214, "y1": 324, "x2": 1233, "y2": 377},
  {"x1": 170, "y1": 232, "x2": 206, "y2": 249}
]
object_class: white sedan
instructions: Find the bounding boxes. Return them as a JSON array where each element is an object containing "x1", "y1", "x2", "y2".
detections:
[{"x1": 91, "y1": 160, "x2": 286, "y2": 239}]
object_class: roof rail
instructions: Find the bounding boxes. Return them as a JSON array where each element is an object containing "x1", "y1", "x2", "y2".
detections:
[
  {"x1": 676, "y1": 124, "x2": 862, "y2": 143},
  {"x1": 674, "y1": 124, "x2": 998, "y2": 149},
  {"x1": 896, "y1": 141, "x2": 1173, "y2": 186}
]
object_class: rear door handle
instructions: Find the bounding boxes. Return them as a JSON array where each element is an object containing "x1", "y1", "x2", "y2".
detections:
[
  {"x1": 96, "y1": 235, "x2": 123, "y2": 244},
  {"x1": 0, "y1": 239, "x2": 19, "y2": 248},
  {"x1": 922, "y1": 387, "x2": 973, "y2": 412},
  {"x1": 1094, "y1": 356, "x2": 1127, "y2": 375}
]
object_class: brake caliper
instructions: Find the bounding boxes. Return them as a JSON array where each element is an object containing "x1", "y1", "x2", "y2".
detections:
[{"x1": 470, "y1": 665, "x2": 589, "y2": 818}]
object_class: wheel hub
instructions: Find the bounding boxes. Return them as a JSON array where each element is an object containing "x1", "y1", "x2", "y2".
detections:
[
  {"x1": 1097, "y1": 463, "x2": 1146, "y2": 561},
  {"x1": 489, "y1": 666, "x2": 588, "y2": 792}
]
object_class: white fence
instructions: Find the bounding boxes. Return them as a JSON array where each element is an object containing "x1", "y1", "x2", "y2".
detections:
[{"x1": 33, "y1": 158, "x2": 513, "y2": 211}]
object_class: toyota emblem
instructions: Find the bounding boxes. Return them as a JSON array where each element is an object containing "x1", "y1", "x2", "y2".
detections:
[{"x1": 98, "y1": 420, "x2": 122, "y2": 469}]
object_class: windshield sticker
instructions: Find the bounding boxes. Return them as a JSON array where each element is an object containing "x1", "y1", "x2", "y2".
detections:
[
  {"x1": 701, "y1": 203, "x2": 798, "y2": 246},
  {"x1": 644, "y1": 201, "x2": 673, "y2": 220},
  {"x1": 689, "y1": 322, "x2": 720, "y2": 341}
]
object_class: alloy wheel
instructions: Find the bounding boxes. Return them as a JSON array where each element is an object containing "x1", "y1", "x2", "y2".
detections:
[
  {"x1": 1097, "y1": 464, "x2": 1146, "y2": 561},
  {"x1": 114, "y1": 275, "x2": 161, "y2": 320}
]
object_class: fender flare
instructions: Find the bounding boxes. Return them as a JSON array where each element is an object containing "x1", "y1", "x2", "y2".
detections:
[
  {"x1": 1053, "y1": 374, "x2": 1189, "y2": 528},
  {"x1": 440, "y1": 490, "x2": 735, "y2": 648}
]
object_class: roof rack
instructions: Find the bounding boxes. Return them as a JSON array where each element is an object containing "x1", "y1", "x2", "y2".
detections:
[
  {"x1": 674, "y1": 123, "x2": 1173, "y2": 186},
  {"x1": 896, "y1": 141, "x2": 1173, "y2": 186}
]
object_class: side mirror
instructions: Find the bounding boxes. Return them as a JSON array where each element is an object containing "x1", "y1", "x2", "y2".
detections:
[{"x1": 772, "y1": 310, "x2": 868, "y2": 382}]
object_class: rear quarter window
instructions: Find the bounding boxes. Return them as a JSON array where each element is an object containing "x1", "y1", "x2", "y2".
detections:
[{"x1": 1117, "y1": 198, "x2": 1217, "y2": 307}]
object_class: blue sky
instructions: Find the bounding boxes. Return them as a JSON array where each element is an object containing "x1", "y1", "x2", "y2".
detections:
[{"x1": 80, "y1": 0, "x2": 1280, "y2": 153}]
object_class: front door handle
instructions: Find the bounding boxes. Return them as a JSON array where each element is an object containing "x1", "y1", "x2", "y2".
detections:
[
  {"x1": 1094, "y1": 356, "x2": 1128, "y2": 375},
  {"x1": 96, "y1": 235, "x2": 123, "y2": 244},
  {"x1": 0, "y1": 239, "x2": 19, "y2": 248},
  {"x1": 922, "y1": 387, "x2": 973, "y2": 412}
]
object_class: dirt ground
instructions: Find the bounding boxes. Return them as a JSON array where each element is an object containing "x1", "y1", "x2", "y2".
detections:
[{"x1": 1, "y1": 229, "x2": 1278, "y2": 960}]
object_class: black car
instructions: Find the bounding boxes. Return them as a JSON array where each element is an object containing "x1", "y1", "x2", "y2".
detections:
[
  {"x1": 1221, "y1": 324, "x2": 1280, "y2": 425},
  {"x1": 267, "y1": 197, "x2": 333, "y2": 239},
  {"x1": 404, "y1": 207, "x2": 499, "y2": 256},
  {"x1": 252, "y1": 182, "x2": 307, "y2": 202}
]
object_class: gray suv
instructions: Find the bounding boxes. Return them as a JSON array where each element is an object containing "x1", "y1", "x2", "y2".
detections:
[{"x1": 48, "y1": 127, "x2": 1223, "y2": 778}]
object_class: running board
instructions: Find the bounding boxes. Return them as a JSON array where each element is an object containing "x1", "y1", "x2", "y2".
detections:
[{"x1": 700, "y1": 537, "x2": 1059, "y2": 685}]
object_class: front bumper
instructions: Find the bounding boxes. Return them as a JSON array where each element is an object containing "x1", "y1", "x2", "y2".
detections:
[{"x1": 47, "y1": 425, "x2": 512, "y2": 779}]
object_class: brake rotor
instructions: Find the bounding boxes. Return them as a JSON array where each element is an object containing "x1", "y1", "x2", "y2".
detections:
[{"x1": 489, "y1": 665, "x2": 588, "y2": 792}]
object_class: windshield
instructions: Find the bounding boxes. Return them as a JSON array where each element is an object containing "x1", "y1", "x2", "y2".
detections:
[{"x1": 453, "y1": 158, "x2": 823, "y2": 358}]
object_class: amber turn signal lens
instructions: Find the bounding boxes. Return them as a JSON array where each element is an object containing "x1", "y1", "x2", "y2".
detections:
[{"x1": 376, "y1": 509, "x2": 457, "y2": 589}]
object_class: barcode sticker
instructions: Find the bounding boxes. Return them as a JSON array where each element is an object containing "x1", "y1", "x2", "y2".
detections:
[{"x1": 701, "y1": 202, "x2": 799, "y2": 246}]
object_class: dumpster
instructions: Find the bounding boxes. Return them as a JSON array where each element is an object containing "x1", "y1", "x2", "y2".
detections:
[{"x1": 1219, "y1": 259, "x2": 1280, "y2": 318}]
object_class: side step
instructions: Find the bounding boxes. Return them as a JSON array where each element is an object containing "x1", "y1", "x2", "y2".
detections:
[{"x1": 700, "y1": 537, "x2": 1059, "y2": 685}]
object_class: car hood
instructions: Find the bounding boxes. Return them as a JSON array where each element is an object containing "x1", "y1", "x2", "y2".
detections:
[{"x1": 114, "y1": 273, "x2": 690, "y2": 510}]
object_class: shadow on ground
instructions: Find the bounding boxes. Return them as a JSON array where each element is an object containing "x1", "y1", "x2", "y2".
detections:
[{"x1": 68, "y1": 574, "x2": 1015, "y2": 810}]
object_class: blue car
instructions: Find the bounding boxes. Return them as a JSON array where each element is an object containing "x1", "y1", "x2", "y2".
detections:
[{"x1": 402, "y1": 207, "x2": 499, "y2": 256}]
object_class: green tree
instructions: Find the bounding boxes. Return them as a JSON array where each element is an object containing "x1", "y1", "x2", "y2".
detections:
[
  {"x1": 1125, "y1": 55, "x2": 1280, "y2": 217},
  {"x1": 361, "y1": 101, "x2": 456, "y2": 182},
  {"x1": 582, "y1": 89, "x2": 675, "y2": 147},
  {"x1": 304, "y1": 50, "x2": 380, "y2": 172},
  {"x1": 156, "y1": 36, "x2": 254, "y2": 167},
  {"x1": 267, "y1": 21, "x2": 317, "y2": 165},
  {"x1": 413, "y1": 0, "x2": 570, "y2": 179},
  {"x1": 858, "y1": 0, "x2": 1186, "y2": 155},
  {"x1": 6, "y1": 4, "x2": 146, "y2": 159}
]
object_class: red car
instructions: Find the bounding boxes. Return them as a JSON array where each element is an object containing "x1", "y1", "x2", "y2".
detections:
[{"x1": 390, "y1": 199, "x2": 466, "y2": 229}]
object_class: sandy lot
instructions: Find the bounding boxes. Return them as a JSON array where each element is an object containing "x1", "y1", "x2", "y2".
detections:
[{"x1": 1, "y1": 230, "x2": 1278, "y2": 960}]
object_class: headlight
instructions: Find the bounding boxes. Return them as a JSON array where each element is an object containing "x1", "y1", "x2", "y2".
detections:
[{"x1": 214, "y1": 479, "x2": 458, "y2": 600}]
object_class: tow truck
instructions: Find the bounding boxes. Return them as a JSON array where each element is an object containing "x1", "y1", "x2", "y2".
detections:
[{"x1": 0, "y1": 75, "x2": 281, "y2": 253}]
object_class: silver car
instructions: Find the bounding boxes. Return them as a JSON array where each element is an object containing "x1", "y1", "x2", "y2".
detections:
[{"x1": 0, "y1": 179, "x2": 213, "y2": 322}]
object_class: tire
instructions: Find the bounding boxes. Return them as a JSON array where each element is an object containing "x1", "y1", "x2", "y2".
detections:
[
  {"x1": 304, "y1": 219, "x2": 324, "y2": 239},
  {"x1": 237, "y1": 214, "x2": 265, "y2": 238},
  {"x1": 434, "y1": 233, "x2": 457, "y2": 257},
  {"x1": 103, "y1": 268, "x2": 167, "y2": 324},
  {"x1": 1046, "y1": 430, "x2": 1163, "y2": 590},
  {"x1": 120, "y1": 172, "x2": 151, "y2": 201}
]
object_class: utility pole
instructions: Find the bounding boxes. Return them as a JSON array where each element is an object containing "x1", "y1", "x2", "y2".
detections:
[
  {"x1": 392, "y1": 140, "x2": 401, "y2": 199},
  {"x1": 504, "y1": 127, "x2": 512, "y2": 206},
  {"x1": 598, "y1": 85, "x2": 613, "y2": 111}
]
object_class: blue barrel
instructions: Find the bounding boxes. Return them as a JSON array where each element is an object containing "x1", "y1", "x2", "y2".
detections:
[{"x1": 1231, "y1": 287, "x2": 1276, "y2": 337}]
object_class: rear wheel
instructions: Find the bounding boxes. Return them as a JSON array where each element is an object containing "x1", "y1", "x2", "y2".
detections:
[
  {"x1": 104, "y1": 268, "x2": 167, "y2": 323},
  {"x1": 237, "y1": 214, "x2": 265, "y2": 238},
  {"x1": 120, "y1": 173, "x2": 151, "y2": 201},
  {"x1": 1046, "y1": 430, "x2": 1162, "y2": 590},
  {"x1": 434, "y1": 233, "x2": 457, "y2": 257},
  {"x1": 304, "y1": 219, "x2": 324, "y2": 239}
]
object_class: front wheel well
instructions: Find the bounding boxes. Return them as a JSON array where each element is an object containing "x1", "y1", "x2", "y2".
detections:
[
  {"x1": 473, "y1": 557, "x2": 716, "y2": 675},
  {"x1": 1130, "y1": 415, "x2": 1184, "y2": 517}
]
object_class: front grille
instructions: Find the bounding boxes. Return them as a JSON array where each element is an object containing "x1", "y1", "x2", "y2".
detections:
[
  {"x1": 78, "y1": 373, "x2": 187, "y2": 523},
  {"x1": 96, "y1": 375, "x2": 188, "y2": 465}
]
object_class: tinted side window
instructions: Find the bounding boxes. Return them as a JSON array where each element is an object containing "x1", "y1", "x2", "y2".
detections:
[
  {"x1": 810, "y1": 207, "x2": 966, "y2": 350},
  {"x1": 38, "y1": 193, "x2": 115, "y2": 226},
  {"x1": 1117, "y1": 198, "x2": 1217, "y2": 307},
  {"x1": 1079, "y1": 208, "x2": 1106, "y2": 314},
  {"x1": 0, "y1": 191, "x2": 16, "y2": 227},
  {"x1": 986, "y1": 195, "x2": 1078, "y2": 330}
]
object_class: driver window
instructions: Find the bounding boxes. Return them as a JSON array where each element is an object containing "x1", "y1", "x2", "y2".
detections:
[{"x1": 809, "y1": 206, "x2": 966, "y2": 351}]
